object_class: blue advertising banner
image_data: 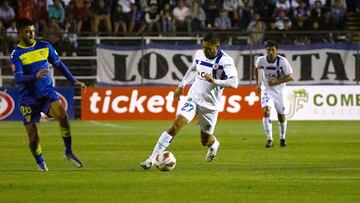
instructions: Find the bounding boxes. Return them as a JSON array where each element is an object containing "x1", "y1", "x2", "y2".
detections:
[{"x1": 0, "y1": 87, "x2": 74, "y2": 121}]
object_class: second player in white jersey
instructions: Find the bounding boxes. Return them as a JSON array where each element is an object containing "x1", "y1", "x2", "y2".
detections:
[
  {"x1": 255, "y1": 40, "x2": 293, "y2": 148},
  {"x1": 140, "y1": 33, "x2": 238, "y2": 170},
  {"x1": 255, "y1": 55, "x2": 293, "y2": 95}
]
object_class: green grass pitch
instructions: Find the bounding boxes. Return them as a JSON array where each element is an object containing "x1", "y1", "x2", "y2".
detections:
[{"x1": 1, "y1": 120, "x2": 360, "y2": 202}]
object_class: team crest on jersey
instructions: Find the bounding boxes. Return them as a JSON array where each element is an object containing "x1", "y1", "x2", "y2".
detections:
[
  {"x1": 0, "y1": 91, "x2": 15, "y2": 120},
  {"x1": 213, "y1": 64, "x2": 219, "y2": 70}
]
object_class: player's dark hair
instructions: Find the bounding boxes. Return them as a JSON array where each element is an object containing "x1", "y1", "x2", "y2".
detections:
[
  {"x1": 203, "y1": 33, "x2": 220, "y2": 45},
  {"x1": 265, "y1": 40, "x2": 278, "y2": 49},
  {"x1": 16, "y1": 18, "x2": 34, "y2": 30}
]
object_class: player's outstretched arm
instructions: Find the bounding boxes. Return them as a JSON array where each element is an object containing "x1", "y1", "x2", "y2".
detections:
[{"x1": 204, "y1": 73, "x2": 238, "y2": 88}]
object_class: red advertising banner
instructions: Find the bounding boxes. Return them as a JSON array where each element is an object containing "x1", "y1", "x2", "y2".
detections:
[{"x1": 81, "y1": 86, "x2": 262, "y2": 120}]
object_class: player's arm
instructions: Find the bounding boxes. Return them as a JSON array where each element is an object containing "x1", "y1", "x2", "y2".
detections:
[
  {"x1": 254, "y1": 66, "x2": 261, "y2": 93},
  {"x1": 268, "y1": 59, "x2": 294, "y2": 86},
  {"x1": 204, "y1": 60, "x2": 238, "y2": 88},
  {"x1": 174, "y1": 60, "x2": 197, "y2": 100},
  {"x1": 48, "y1": 44, "x2": 87, "y2": 92},
  {"x1": 268, "y1": 74, "x2": 293, "y2": 86},
  {"x1": 11, "y1": 50, "x2": 48, "y2": 83}
]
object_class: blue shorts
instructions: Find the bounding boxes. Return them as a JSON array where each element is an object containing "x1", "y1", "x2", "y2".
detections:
[{"x1": 19, "y1": 91, "x2": 59, "y2": 125}]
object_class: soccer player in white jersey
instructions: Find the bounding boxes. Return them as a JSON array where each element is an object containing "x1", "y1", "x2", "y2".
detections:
[
  {"x1": 140, "y1": 33, "x2": 238, "y2": 169},
  {"x1": 255, "y1": 40, "x2": 294, "y2": 148}
]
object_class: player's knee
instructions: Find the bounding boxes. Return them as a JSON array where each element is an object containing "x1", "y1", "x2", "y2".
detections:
[
  {"x1": 278, "y1": 114, "x2": 286, "y2": 123},
  {"x1": 57, "y1": 112, "x2": 68, "y2": 122},
  {"x1": 263, "y1": 108, "x2": 271, "y2": 117}
]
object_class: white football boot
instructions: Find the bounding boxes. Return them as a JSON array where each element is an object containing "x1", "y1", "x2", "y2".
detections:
[
  {"x1": 37, "y1": 161, "x2": 49, "y2": 172},
  {"x1": 205, "y1": 139, "x2": 220, "y2": 162},
  {"x1": 140, "y1": 158, "x2": 154, "y2": 170}
]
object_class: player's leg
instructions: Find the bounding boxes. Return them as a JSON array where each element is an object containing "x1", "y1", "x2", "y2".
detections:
[
  {"x1": 48, "y1": 100, "x2": 83, "y2": 167},
  {"x1": 278, "y1": 113, "x2": 287, "y2": 147},
  {"x1": 198, "y1": 107, "x2": 220, "y2": 162},
  {"x1": 140, "y1": 115, "x2": 188, "y2": 169},
  {"x1": 261, "y1": 92, "x2": 273, "y2": 147},
  {"x1": 274, "y1": 93, "x2": 287, "y2": 147},
  {"x1": 20, "y1": 103, "x2": 48, "y2": 171},
  {"x1": 141, "y1": 97, "x2": 196, "y2": 169},
  {"x1": 25, "y1": 124, "x2": 48, "y2": 171}
]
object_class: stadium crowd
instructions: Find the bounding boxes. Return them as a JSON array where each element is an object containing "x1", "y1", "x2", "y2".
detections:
[{"x1": 0, "y1": 0, "x2": 358, "y2": 56}]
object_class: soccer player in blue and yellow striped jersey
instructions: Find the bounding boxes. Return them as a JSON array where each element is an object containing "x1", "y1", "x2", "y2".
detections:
[{"x1": 10, "y1": 18, "x2": 87, "y2": 171}]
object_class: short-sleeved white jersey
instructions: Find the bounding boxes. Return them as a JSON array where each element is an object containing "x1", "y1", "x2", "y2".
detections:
[
  {"x1": 180, "y1": 49, "x2": 238, "y2": 110},
  {"x1": 255, "y1": 55, "x2": 293, "y2": 94}
]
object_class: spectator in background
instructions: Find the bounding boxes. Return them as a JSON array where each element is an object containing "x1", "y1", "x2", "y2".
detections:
[
  {"x1": 310, "y1": 21, "x2": 323, "y2": 43},
  {"x1": 145, "y1": 3, "x2": 161, "y2": 33},
  {"x1": 35, "y1": 0, "x2": 47, "y2": 32},
  {"x1": 188, "y1": 1, "x2": 206, "y2": 32},
  {"x1": 248, "y1": 18, "x2": 266, "y2": 44},
  {"x1": 223, "y1": 0, "x2": 239, "y2": 26},
  {"x1": 311, "y1": 0, "x2": 325, "y2": 22},
  {"x1": 65, "y1": 0, "x2": 77, "y2": 26},
  {"x1": 293, "y1": 18, "x2": 311, "y2": 44},
  {"x1": 75, "y1": 0, "x2": 86, "y2": 9},
  {"x1": 275, "y1": 0, "x2": 291, "y2": 13},
  {"x1": 247, "y1": 13, "x2": 262, "y2": 31},
  {"x1": 331, "y1": 0, "x2": 346, "y2": 29},
  {"x1": 128, "y1": 3, "x2": 146, "y2": 34},
  {"x1": 253, "y1": 0, "x2": 275, "y2": 23},
  {"x1": 281, "y1": 18, "x2": 293, "y2": 44},
  {"x1": 113, "y1": 4, "x2": 128, "y2": 35},
  {"x1": 160, "y1": 3, "x2": 174, "y2": 34},
  {"x1": 319, "y1": 10, "x2": 334, "y2": 42},
  {"x1": 309, "y1": 0, "x2": 326, "y2": 8},
  {"x1": 203, "y1": 0, "x2": 220, "y2": 28},
  {"x1": 63, "y1": 20, "x2": 78, "y2": 56},
  {"x1": 173, "y1": 0, "x2": 190, "y2": 33},
  {"x1": 0, "y1": 0, "x2": 15, "y2": 27},
  {"x1": 264, "y1": 20, "x2": 281, "y2": 43},
  {"x1": 0, "y1": 21, "x2": 5, "y2": 55},
  {"x1": 118, "y1": 0, "x2": 135, "y2": 14},
  {"x1": 3, "y1": 20, "x2": 17, "y2": 55},
  {"x1": 17, "y1": 0, "x2": 35, "y2": 21},
  {"x1": 275, "y1": 9, "x2": 291, "y2": 30},
  {"x1": 48, "y1": 0, "x2": 65, "y2": 25},
  {"x1": 294, "y1": 0, "x2": 311, "y2": 25},
  {"x1": 238, "y1": 0, "x2": 253, "y2": 30},
  {"x1": 92, "y1": 0, "x2": 112, "y2": 34},
  {"x1": 76, "y1": 0, "x2": 93, "y2": 34},
  {"x1": 43, "y1": 18, "x2": 62, "y2": 52},
  {"x1": 214, "y1": 9, "x2": 232, "y2": 30}
]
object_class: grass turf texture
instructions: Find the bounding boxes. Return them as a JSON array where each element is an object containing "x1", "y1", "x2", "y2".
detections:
[{"x1": 1, "y1": 120, "x2": 360, "y2": 202}]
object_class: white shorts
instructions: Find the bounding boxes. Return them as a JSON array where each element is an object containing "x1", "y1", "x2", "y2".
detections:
[
  {"x1": 261, "y1": 90, "x2": 286, "y2": 114},
  {"x1": 177, "y1": 97, "x2": 218, "y2": 135}
]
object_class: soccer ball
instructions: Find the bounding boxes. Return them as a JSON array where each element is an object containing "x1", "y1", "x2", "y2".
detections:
[{"x1": 155, "y1": 151, "x2": 176, "y2": 171}]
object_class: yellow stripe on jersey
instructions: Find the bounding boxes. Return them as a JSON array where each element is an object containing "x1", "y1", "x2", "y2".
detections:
[{"x1": 19, "y1": 48, "x2": 49, "y2": 65}]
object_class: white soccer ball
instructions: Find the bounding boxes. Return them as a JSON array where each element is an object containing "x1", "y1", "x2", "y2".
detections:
[{"x1": 155, "y1": 151, "x2": 176, "y2": 171}]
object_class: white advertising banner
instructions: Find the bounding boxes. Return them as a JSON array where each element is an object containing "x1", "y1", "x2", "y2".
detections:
[
  {"x1": 274, "y1": 85, "x2": 360, "y2": 120},
  {"x1": 97, "y1": 44, "x2": 360, "y2": 86}
]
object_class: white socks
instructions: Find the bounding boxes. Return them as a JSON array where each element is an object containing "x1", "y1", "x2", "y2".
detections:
[
  {"x1": 263, "y1": 117, "x2": 273, "y2": 141},
  {"x1": 149, "y1": 131, "x2": 173, "y2": 162},
  {"x1": 279, "y1": 121, "x2": 287, "y2": 140}
]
